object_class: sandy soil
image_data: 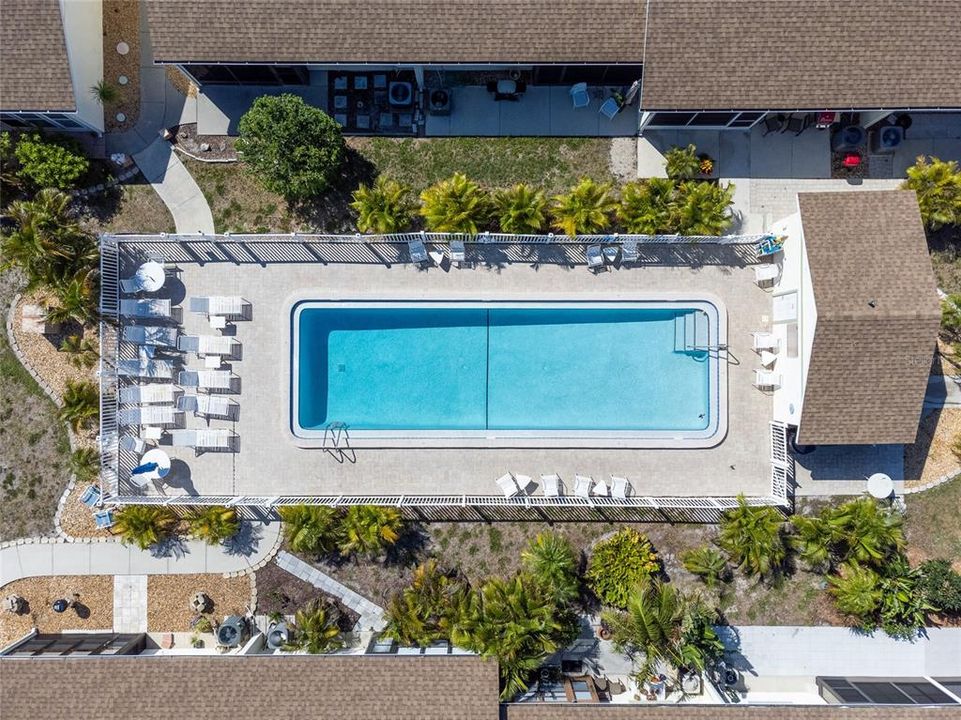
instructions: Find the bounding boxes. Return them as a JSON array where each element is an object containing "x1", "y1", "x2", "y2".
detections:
[
  {"x1": 904, "y1": 407, "x2": 961, "y2": 488},
  {"x1": 147, "y1": 574, "x2": 251, "y2": 631},
  {"x1": 58, "y1": 484, "x2": 114, "y2": 539},
  {"x1": 0, "y1": 575, "x2": 114, "y2": 648}
]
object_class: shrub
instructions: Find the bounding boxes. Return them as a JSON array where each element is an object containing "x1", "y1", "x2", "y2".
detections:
[
  {"x1": 586, "y1": 528, "x2": 659, "y2": 608},
  {"x1": 418, "y1": 172, "x2": 491, "y2": 233},
  {"x1": 789, "y1": 513, "x2": 834, "y2": 572},
  {"x1": 350, "y1": 176, "x2": 414, "y2": 233},
  {"x1": 68, "y1": 447, "x2": 100, "y2": 484},
  {"x1": 617, "y1": 178, "x2": 677, "y2": 234},
  {"x1": 1, "y1": 131, "x2": 19, "y2": 190},
  {"x1": 493, "y1": 183, "x2": 548, "y2": 234},
  {"x1": 941, "y1": 294, "x2": 961, "y2": 341},
  {"x1": 822, "y1": 497, "x2": 904, "y2": 569},
  {"x1": 59, "y1": 334, "x2": 98, "y2": 369},
  {"x1": 673, "y1": 181, "x2": 736, "y2": 235},
  {"x1": 91, "y1": 80, "x2": 118, "y2": 105},
  {"x1": 829, "y1": 564, "x2": 881, "y2": 622},
  {"x1": 385, "y1": 559, "x2": 467, "y2": 646},
  {"x1": 664, "y1": 144, "x2": 701, "y2": 180},
  {"x1": 286, "y1": 600, "x2": 345, "y2": 654},
  {"x1": 278, "y1": 505, "x2": 340, "y2": 555},
  {"x1": 13, "y1": 133, "x2": 88, "y2": 190},
  {"x1": 58, "y1": 380, "x2": 99, "y2": 432},
  {"x1": 717, "y1": 495, "x2": 787, "y2": 578},
  {"x1": 337, "y1": 505, "x2": 404, "y2": 557},
  {"x1": 680, "y1": 545, "x2": 730, "y2": 589},
  {"x1": 188, "y1": 506, "x2": 240, "y2": 545},
  {"x1": 919, "y1": 559, "x2": 961, "y2": 614},
  {"x1": 877, "y1": 559, "x2": 935, "y2": 638},
  {"x1": 236, "y1": 94, "x2": 345, "y2": 200},
  {"x1": 113, "y1": 505, "x2": 177, "y2": 549},
  {"x1": 46, "y1": 275, "x2": 99, "y2": 327},
  {"x1": 901, "y1": 155, "x2": 961, "y2": 230},
  {"x1": 520, "y1": 531, "x2": 580, "y2": 605},
  {"x1": 550, "y1": 178, "x2": 617, "y2": 236}
]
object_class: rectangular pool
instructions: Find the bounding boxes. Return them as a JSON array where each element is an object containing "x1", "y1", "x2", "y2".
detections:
[{"x1": 291, "y1": 300, "x2": 724, "y2": 447}]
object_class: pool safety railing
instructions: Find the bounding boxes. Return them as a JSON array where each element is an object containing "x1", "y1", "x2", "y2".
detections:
[{"x1": 97, "y1": 235, "x2": 122, "y2": 501}]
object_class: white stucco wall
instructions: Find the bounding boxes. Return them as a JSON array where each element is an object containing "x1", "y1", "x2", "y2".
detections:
[{"x1": 60, "y1": 0, "x2": 104, "y2": 133}]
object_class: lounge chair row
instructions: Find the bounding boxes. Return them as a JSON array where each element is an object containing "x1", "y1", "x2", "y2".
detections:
[
  {"x1": 751, "y1": 331, "x2": 782, "y2": 390},
  {"x1": 123, "y1": 325, "x2": 242, "y2": 358},
  {"x1": 496, "y1": 473, "x2": 632, "y2": 499}
]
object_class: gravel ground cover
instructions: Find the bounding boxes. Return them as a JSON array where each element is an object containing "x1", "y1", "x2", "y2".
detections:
[
  {"x1": 102, "y1": 0, "x2": 141, "y2": 132},
  {"x1": 0, "y1": 575, "x2": 113, "y2": 648},
  {"x1": 58, "y1": 485, "x2": 114, "y2": 539},
  {"x1": 904, "y1": 407, "x2": 961, "y2": 488},
  {"x1": 147, "y1": 573, "x2": 251, "y2": 632}
]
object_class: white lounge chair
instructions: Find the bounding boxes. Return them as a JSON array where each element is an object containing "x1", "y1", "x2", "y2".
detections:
[
  {"x1": 177, "y1": 393, "x2": 235, "y2": 419},
  {"x1": 751, "y1": 332, "x2": 779, "y2": 352},
  {"x1": 514, "y1": 474, "x2": 535, "y2": 495},
  {"x1": 408, "y1": 238, "x2": 429, "y2": 265},
  {"x1": 117, "y1": 358, "x2": 174, "y2": 379},
  {"x1": 586, "y1": 244, "x2": 605, "y2": 271},
  {"x1": 189, "y1": 296, "x2": 250, "y2": 319},
  {"x1": 123, "y1": 325, "x2": 179, "y2": 348},
  {"x1": 754, "y1": 370, "x2": 782, "y2": 390},
  {"x1": 621, "y1": 240, "x2": 639, "y2": 265},
  {"x1": 541, "y1": 474, "x2": 561, "y2": 498},
  {"x1": 118, "y1": 406, "x2": 181, "y2": 427},
  {"x1": 754, "y1": 264, "x2": 780, "y2": 287},
  {"x1": 450, "y1": 239, "x2": 466, "y2": 267},
  {"x1": 119, "y1": 434, "x2": 147, "y2": 454},
  {"x1": 570, "y1": 82, "x2": 590, "y2": 109},
  {"x1": 573, "y1": 474, "x2": 593, "y2": 498},
  {"x1": 178, "y1": 370, "x2": 237, "y2": 391},
  {"x1": 496, "y1": 473, "x2": 520, "y2": 498},
  {"x1": 120, "y1": 277, "x2": 141, "y2": 294},
  {"x1": 177, "y1": 335, "x2": 240, "y2": 357},
  {"x1": 119, "y1": 384, "x2": 175, "y2": 405},
  {"x1": 611, "y1": 475, "x2": 630, "y2": 499},
  {"x1": 169, "y1": 428, "x2": 237, "y2": 451},
  {"x1": 119, "y1": 298, "x2": 171, "y2": 319}
]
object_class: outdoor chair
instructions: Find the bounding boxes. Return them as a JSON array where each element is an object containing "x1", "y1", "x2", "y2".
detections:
[
  {"x1": 754, "y1": 264, "x2": 780, "y2": 287},
  {"x1": 177, "y1": 334, "x2": 240, "y2": 357},
  {"x1": 189, "y1": 296, "x2": 250, "y2": 319},
  {"x1": 496, "y1": 473, "x2": 520, "y2": 498},
  {"x1": 514, "y1": 474, "x2": 535, "y2": 494},
  {"x1": 570, "y1": 82, "x2": 590, "y2": 109},
  {"x1": 754, "y1": 370, "x2": 782, "y2": 390},
  {"x1": 783, "y1": 113, "x2": 813, "y2": 136},
  {"x1": 450, "y1": 239, "x2": 467, "y2": 268},
  {"x1": 541, "y1": 474, "x2": 561, "y2": 498},
  {"x1": 177, "y1": 393, "x2": 235, "y2": 419},
  {"x1": 170, "y1": 428, "x2": 237, "y2": 452},
  {"x1": 117, "y1": 358, "x2": 174, "y2": 379},
  {"x1": 94, "y1": 510, "x2": 115, "y2": 530},
  {"x1": 599, "y1": 97, "x2": 620, "y2": 120},
  {"x1": 123, "y1": 325, "x2": 179, "y2": 348},
  {"x1": 120, "y1": 277, "x2": 142, "y2": 295},
  {"x1": 118, "y1": 406, "x2": 181, "y2": 427},
  {"x1": 408, "y1": 238, "x2": 429, "y2": 265},
  {"x1": 119, "y1": 434, "x2": 147, "y2": 454},
  {"x1": 119, "y1": 383, "x2": 175, "y2": 405},
  {"x1": 586, "y1": 245, "x2": 605, "y2": 272},
  {"x1": 573, "y1": 474, "x2": 593, "y2": 498},
  {"x1": 610, "y1": 476, "x2": 630, "y2": 499},
  {"x1": 751, "y1": 332, "x2": 779, "y2": 353},
  {"x1": 761, "y1": 114, "x2": 786, "y2": 136},
  {"x1": 178, "y1": 370, "x2": 238, "y2": 392},
  {"x1": 80, "y1": 485, "x2": 101, "y2": 507},
  {"x1": 620, "y1": 241, "x2": 639, "y2": 265},
  {"x1": 119, "y1": 298, "x2": 171, "y2": 320}
]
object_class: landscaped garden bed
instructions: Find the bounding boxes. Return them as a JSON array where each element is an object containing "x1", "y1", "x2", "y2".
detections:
[
  {"x1": 255, "y1": 562, "x2": 360, "y2": 629},
  {"x1": 101, "y1": 0, "x2": 141, "y2": 132},
  {"x1": 146, "y1": 573, "x2": 251, "y2": 632},
  {"x1": 903, "y1": 408, "x2": 961, "y2": 488},
  {"x1": 0, "y1": 575, "x2": 113, "y2": 648}
]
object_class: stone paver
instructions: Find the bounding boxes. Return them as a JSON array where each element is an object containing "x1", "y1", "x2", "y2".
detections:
[
  {"x1": 113, "y1": 575, "x2": 148, "y2": 633},
  {"x1": 275, "y1": 551, "x2": 385, "y2": 631}
]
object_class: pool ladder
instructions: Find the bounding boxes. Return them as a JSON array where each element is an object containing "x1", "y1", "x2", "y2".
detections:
[{"x1": 323, "y1": 422, "x2": 350, "y2": 449}]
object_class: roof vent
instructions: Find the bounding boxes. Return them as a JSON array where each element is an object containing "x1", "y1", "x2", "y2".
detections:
[{"x1": 868, "y1": 299, "x2": 877, "y2": 308}]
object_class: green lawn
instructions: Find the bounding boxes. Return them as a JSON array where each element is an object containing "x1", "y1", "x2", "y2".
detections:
[{"x1": 905, "y1": 476, "x2": 961, "y2": 563}]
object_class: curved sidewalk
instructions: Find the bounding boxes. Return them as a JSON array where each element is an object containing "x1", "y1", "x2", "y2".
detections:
[
  {"x1": 133, "y1": 137, "x2": 214, "y2": 234},
  {"x1": 0, "y1": 521, "x2": 281, "y2": 587}
]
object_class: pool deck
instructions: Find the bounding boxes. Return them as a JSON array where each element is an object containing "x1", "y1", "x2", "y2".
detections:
[{"x1": 116, "y1": 253, "x2": 776, "y2": 500}]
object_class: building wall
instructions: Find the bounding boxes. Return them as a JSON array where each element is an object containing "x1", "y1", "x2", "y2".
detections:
[{"x1": 60, "y1": 0, "x2": 104, "y2": 133}]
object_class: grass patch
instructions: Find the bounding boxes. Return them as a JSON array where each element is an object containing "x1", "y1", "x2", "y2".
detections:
[
  {"x1": 81, "y1": 178, "x2": 176, "y2": 235},
  {"x1": 905, "y1": 476, "x2": 961, "y2": 562}
]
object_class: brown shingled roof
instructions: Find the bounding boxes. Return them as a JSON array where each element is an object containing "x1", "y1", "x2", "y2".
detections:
[
  {"x1": 143, "y1": 0, "x2": 644, "y2": 64},
  {"x1": 796, "y1": 191, "x2": 939, "y2": 446},
  {"x1": 641, "y1": 0, "x2": 961, "y2": 110},
  {"x1": 0, "y1": 0, "x2": 75, "y2": 112},
  {"x1": 0, "y1": 655, "x2": 500, "y2": 720}
]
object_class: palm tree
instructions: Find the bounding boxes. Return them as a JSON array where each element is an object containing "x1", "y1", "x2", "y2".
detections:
[
  {"x1": 878, "y1": 559, "x2": 935, "y2": 637},
  {"x1": 113, "y1": 505, "x2": 178, "y2": 549},
  {"x1": 338, "y1": 504, "x2": 404, "y2": 557},
  {"x1": 350, "y1": 176, "x2": 414, "y2": 233},
  {"x1": 277, "y1": 504, "x2": 340, "y2": 555},
  {"x1": 674, "y1": 181, "x2": 736, "y2": 235},
  {"x1": 58, "y1": 379, "x2": 99, "y2": 432},
  {"x1": 680, "y1": 545, "x2": 730, "y2": 589},
  {"x1": 901, "y1": 155, "x2": 961, "y2": 230},
  {"x1": 493, "y1": 183, "x2": 548, "y2": 234},
  {"x1": 789, "y1": 513, "x2": 834, "y2": 572},
  {"x1": 717, "y1": 495, "x2": 787, "y2": 578},
  {"x1": 385, "y1": 559, "x2": 467, "y2": 646},
  {"x1": 520, "y1": 531, "x2": 580, "y2": 605},
  {"x1": 285, "y1": 600, "x2": 345, "y2": 654},
  {"x1": 68, "y1": 447, "x2": 100, "y2": 484},
  {"x1": 617, "y1": 178, "x2": 678, "y2": 234},
  {"x1": 189, "y1": 506, "x2": 240, "y2": 545},
  {"x1": 452, "y1": 575, "x2": 573, "y2": 700},
  {"x1": 829, "y1": 564, "x2": 881, "y2": 623},
  {"x1": 664, "y1": 144, "x2": 701, "y2": 180},
  {"x1": 604, "y1": 577, "x2": 723, "y2": 680},
  {"x1": 550, "y1": 178, "x2": 617, "y2": 237},
  {"x1": 823, "y1": 497, "x2": 905, "y2": 568},
  {"x1": 59, "y1": 333, "x2": 98, "y2": 369},
  {"x1": 91, "y1": 80, "x2": 118, "y2": 105},
  {"x1": 46, "y1": 275, "x2": 98, "y2": 326},
  {"x1": 418, "y1": 172, "x2": 491, "y2": 233}
]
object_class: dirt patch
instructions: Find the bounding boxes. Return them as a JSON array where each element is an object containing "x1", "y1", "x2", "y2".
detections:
[
  {"x1": 102, "y1": 0, "x2": 141, "y2": 132},
  {"x1": 0, "y1": 575, "x2": 114, "y2": 648},
  {"x1": 171, "y1": 124, "x2": 237, "y2": 161},
  {"x1": 904, "y1": 407, "x2": 961, "y2": 488},
  {"x1": 146, "y1": 574, "x2": 251, "y2": 632},
  {"x1": 166, "y1": 66, "x2": 197, "y2": 98},
  {"x1": 255, "y1": 562, "x2": 360, "y2": 629},
  {"x1": 58, "y1": 484, "x2": 114, "y2": 539},
  {"x1": 609, "y1": 138, "x2": 637, "y2": 182}
]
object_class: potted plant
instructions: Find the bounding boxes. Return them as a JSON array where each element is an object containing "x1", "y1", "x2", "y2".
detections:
[{"x1": 698, "y1": 153, "x2": 715, "y2": 177}]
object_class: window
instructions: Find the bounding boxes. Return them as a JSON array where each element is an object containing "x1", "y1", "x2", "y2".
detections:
[
  {"x1": 818, "y1": 677, "x2": 960, "y2": 706},
  {"x1": 530, "y1": 64, "x2": 642, "y2": 86},
  {"x1": 648, "y1": 112, "x2": 696, "y2": 126},
  {"x1": 647, "y1": 110, "x2": 765, "y2": 128},
  {"x1": 183, "y1": 64, "x2": 309, "y2": 86},
  {"x1": 895, "y1": 682, "x2": 954, "y2": 704},
  {"x1": 729, "y1": 112, "x2": 764, "y2": 127},
  {"x1": 687, "y1": 112, "x2": 738, "y2": 126}
]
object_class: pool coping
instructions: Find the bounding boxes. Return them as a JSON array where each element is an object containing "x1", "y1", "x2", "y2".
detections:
[{"x1": 285, "y1": 293, "x2": 728, "y2": 449}]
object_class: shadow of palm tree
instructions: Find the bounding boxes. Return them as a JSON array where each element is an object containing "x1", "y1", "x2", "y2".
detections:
[{"x1": 222, "y1": 521, "x2": 264, "y2": 557}]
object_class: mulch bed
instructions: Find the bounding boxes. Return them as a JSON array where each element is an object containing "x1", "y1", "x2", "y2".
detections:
[
  {"x1": 102, "y1": 0, "x2": 141, "y2": 132},
  {"x1": 170, "y1": 124, "x2": 237, "y2": 162},
  {"x1": 0, "y1": 575, "x2": 114, "y2": 648},
  {"x1": 147, "y1": 573, "x2": 251, "y2": 632},
  {"x1": 254, "y1": 562, "x2": 359, "y2": 630}
]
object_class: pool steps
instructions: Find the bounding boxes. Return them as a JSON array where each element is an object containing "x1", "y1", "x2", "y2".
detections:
[{"x1": 674, "y1": 310, "x2": 709, "y2": 353}]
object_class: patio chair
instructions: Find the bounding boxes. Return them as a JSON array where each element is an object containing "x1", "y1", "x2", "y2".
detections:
[
  {"x1": 170, "y1": 428, "x2": 237, "y2": 452},
  {"x1": 754, "y1": 264, "x2": 780, "y2": 287},
  {"x1": 189, "y1": 296, "x2": 250, "y2": 319},
  {"x1": 586, "y1": 244, "x2": 605, "y2": 272},
  {"x1": 783, "y1": 113, "x2": 813, "y2": 136},
  {"x1": 117, "y1": 358, "x2": 174, "y2": 379},
  {"x1": 178, "y1": 370, "x2": 238, "y2": 392},
  {"x1": 450, "y1": 239, "x2": 467, "y2": 268},
  {"x1": 514, "y1": 474, "x2": 535, "y2": 494},
  {"x1": 599, "y1": 97, "x2": 621, "y2": 120},
  {"x1": 94, "y1": 510, "x2": 115, "y2": 530},
  {"x1": 123, "y1": 325, "x2": 179, "y2": 348},
  {"x1": 751, "y1": 332, "x2": 779, "y2": 353},
  {"x1": 177, "y1": 334, "x2": 240, "y2": 357},
  {"x1": 118, "y1": 406, "x2": 181, "y2": 427},
  {"x1": 496, "y1": 473, "x2": 520, "y2": 498},
  {"x1": 119, "y1": 383, "x2": 175, "y2": 405},
  {"x1": 610, "y1": 475, "x2": 630, "y2": 499},
  {"x1": 761, "y1": 113, "x2": 786, "y2": 136},
  {"x1": 120, "y1": 276, "x2": 142, "y2": 294},
  {"x1": 80, "y1": 485, "x2": 101, "y2": 507},
  {"x1": 620, "y1": 240, "x2": 639, "y2": 265},
  {"x1": 541, "y1": 474, "x2": 561, "y2": 498},
  {"x1": 754, "y1": 370, "x2": 782, "y2": 390},
  {"x1": 119, "y1": 298, "x2": 171, "y2": 320},
  {"x1": 119, "y1": 434, "x2": 147, "y2": 454},
  {"x1": 570, "y1": 82, "x2": 590, "y2": 109},
  {"x1": 573, "y1": 474, "x2": 593, "y2": 498},
  {"x1": 408, "y1": 238, "x2": 429, "y2": 265},
  {"x1": 177, "y1": 393, "x2": 235, "y2": 419}
]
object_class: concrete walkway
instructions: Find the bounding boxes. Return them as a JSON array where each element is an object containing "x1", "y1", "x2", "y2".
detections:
[
  {"x1": 925, "y1": 374, "x2": 961, "y2": 408},
  {"x1": 275, "y1": 551, "x2": 386, "y2": 632},
  {"x1": 0, "y1": 521, "x2": 281, "y2": 588},
  {"x1": 133, "y1": 137, "x2": 214, "y2": 234}
]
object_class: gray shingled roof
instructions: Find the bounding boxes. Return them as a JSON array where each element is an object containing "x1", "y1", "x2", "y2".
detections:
[
  {"x1": 796, "y1": 191, "x2": 939, "y2": 446},
  {"x1": 0, "y1": 655, "x2": 500, "y2": 720},
  {"x1": 640, "y1": 0, "x2": 961, "y2": 110},
  {"x1": 0, "y1": 0, "x2": 75, "y2": 112},
  {"x1": 144, "y1": 0, "x2": 644, "y2": 64}
]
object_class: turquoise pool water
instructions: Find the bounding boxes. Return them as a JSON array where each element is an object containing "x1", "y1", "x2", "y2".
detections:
[{"x1": 294, "y1": 303, "x2": 712, "y2": 433}]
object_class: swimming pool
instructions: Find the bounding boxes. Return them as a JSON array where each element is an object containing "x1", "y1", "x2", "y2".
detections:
[{"x1": 290, "y1": 300, "x2": 725, "y2": 448}]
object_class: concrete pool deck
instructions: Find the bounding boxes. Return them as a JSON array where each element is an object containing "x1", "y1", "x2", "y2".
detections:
[{"x1": 112, "y1": 248, "x2": 775, "y2": 500}]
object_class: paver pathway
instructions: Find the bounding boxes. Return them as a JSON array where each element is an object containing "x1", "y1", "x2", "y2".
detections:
[
  {"x1": 275, "y1": 551, "x2": 386, "y2": 631},
  {"x1": 113, "y1": 575, "x2": 148, "y2": 633},
  {"x1": 0, "y1": 521, "x2": 281, "y2": 588}
]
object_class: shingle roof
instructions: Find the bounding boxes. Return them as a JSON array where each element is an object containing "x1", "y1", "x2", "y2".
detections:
[
  {"x1": 640, "y1": 0, "x2": 961, "y2": 110},
  {"x1": 144, "y1": 0, "x2": 644, "y2": 64},
  {"x1": 0, "y1": 0, "x2": 75, "y2": 112},
  {"x1": 0, "y1": 655, "x2": 500, "y2": 720},
  {"x1": 796, "y1": 191, "x2": 939, "y2": 446}
]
